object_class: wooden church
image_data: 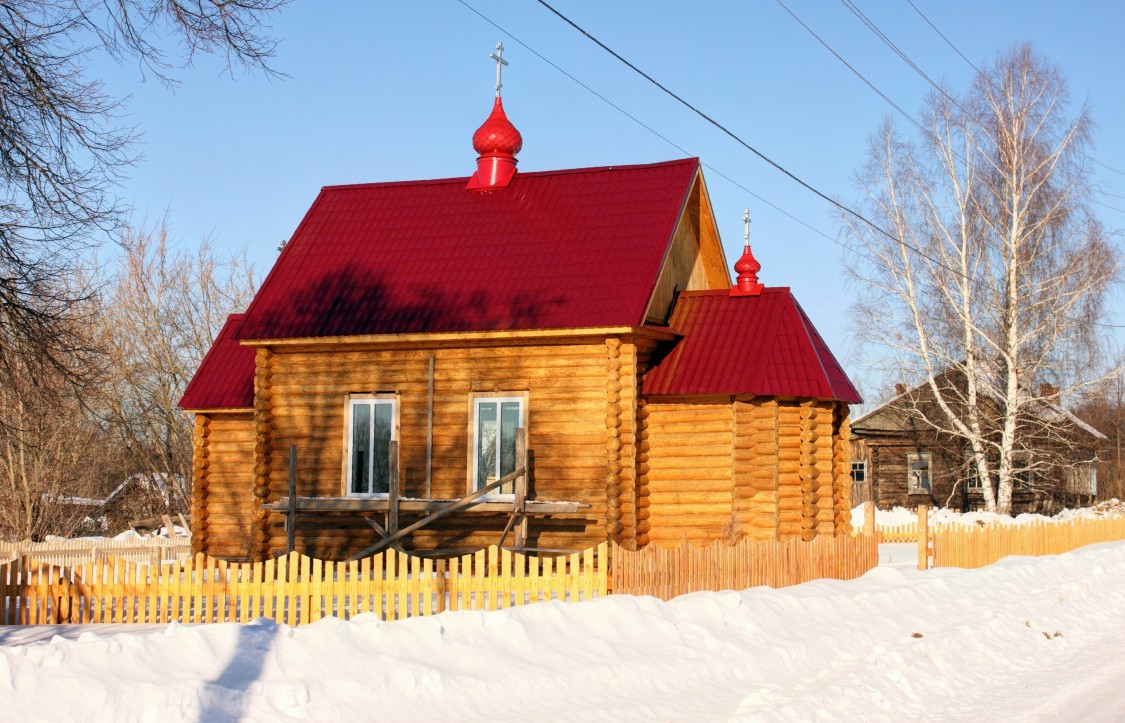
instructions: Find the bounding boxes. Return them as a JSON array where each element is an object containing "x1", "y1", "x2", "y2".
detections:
[{"x1": 179, "y1": 65, "x2": 862, "y2": 562}]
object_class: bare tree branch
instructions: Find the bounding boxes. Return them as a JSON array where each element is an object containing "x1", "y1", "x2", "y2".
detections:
[{"x1": 845, "y1": 44, "x2": 1119, "y2": 514}]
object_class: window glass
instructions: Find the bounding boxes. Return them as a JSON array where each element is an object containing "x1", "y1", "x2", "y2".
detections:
[
  {"x1": 350, "y1": 402, "x2": 371, "y2": 494},
  {"x1": 850, "y1": 460, "x2": 866, "y2": 485},
  {"x1": 372, "y1": 402, "x2": 393, "y2": 494},
  {"x1": 499, "y1": 401, "x2": 520, "y2": 492},
  {"x1": 474, "y1": 396, "x2": 524, "y2": 493},
  {"x1": 908, "y1": 453, "x2": 931, "y2": 492},
  {"x1": 477, "y1": 401, "x2": 498, "y2": 490},
  {"x1": 348, "y1": 398, "x2": 395, "y2": 496},
  {"x1": 964, "y1": 452, "x2": 982, "y2": 490}
]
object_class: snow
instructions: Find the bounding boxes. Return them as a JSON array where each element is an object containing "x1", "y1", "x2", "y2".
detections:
[
  {"x1": 3, "y1": 542, "x2": 1125, "y2": 721},
  {"x1": 850, "y1": 498, "x2": 1125, "y2": 529}
]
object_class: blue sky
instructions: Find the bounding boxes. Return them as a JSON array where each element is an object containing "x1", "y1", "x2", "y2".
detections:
[{"x1": 91, "y1": 1, "x2": 1125, "y2": 398}]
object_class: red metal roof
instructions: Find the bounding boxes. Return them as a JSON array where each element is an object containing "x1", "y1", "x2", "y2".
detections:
[
  {"x1": 178, "y1": 314, "x2": 256, "y2": 410},
  {"x1": 235, "y1": 158, "x2": 700, "y2": 341},
  {"x1": 642, "y1": 289, "x2": 862, "y2": 402}
]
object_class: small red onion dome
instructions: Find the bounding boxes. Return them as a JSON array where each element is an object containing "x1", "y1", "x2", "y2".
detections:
[
  {"x1": 467, "y1": 98, "x2": 522, "y2": 191},
  {"x1": 730, "y1": 245, "x2": 764, "y2": 296}
]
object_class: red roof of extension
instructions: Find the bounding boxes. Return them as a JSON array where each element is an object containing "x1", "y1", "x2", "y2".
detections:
[
  {"x1": 178, "y1": 314, "x2": 256, "y2": 410},
  {"x1": 234, "y1": 158, "x2": 700, "y2": 341},
  {"x1": 642, "y1": 289, "x2": 862, "y2": 403}
]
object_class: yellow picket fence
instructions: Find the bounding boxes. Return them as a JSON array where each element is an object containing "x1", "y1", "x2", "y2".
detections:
[
  {"x1": 0, "y1": 544, "x2": 607, "y2": 626},
  {"x1": 875, "y1": 523, "x2": 920, "y2": 543},
  {"x1": 0, "y1": 537, "x2": 191, "y2": 567},
  {"x1": 612, "y1": 533, "x2": 880, "y2": 600},
  {"x1": 928, "y1": 515, "x2": 1125, "y2": 569}
]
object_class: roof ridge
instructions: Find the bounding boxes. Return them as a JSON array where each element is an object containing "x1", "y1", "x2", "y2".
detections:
[
  {"x1": 321, "y1": 157, "x2": 699, "y2": 193},
  {"x1": 678, "y1": 287, "x2": 791, "y2": 298}
]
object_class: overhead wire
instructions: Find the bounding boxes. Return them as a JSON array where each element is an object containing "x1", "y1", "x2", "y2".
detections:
[
  {"x1": 453, "y1": 0, "x2": 848, "y2": 254},
  {"x1": 904, "y1": 0, "x2": 978, "y2": 73},
  {"x1": 462, "y1": 0, "x2": 1125, "y2": 329},
  {"x1": 531, "y1": 0, "x2": 913, "y2": 254},
  {"x1": 902, "y1": 0, "x2": 1125, "y2": 181}
]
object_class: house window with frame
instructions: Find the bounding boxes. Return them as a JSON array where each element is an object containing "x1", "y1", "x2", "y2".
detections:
[
  {"x1": 907, "y1": 452, "x2": 932, "y2": 493},
  {"x1": 850, "y1": 460, "x2": 866, "y2": 485},
  {"x1": 472, "y1": 395, "x2": 525, "y2": 495},
  {"x1": 963, "y1": 451, "x2": 983, "y2": 491},
  {"x1": 346, "y1": 396, "x2": 397, "y2": 496}
]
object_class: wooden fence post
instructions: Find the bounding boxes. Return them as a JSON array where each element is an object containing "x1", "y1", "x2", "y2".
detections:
[
  {"x1": 865, "y1": 501, "x2": 876, "y2": 535},
  {"x1": 287, "y1": 445, "x2": 297, "y2": 554},
  {"x1": 917, "y1": 504, "x2": 929, "y2": 571},
  {"x1": 388, "y1": 441, "x2": 400, "y2": 536},
  {"x1": 515, "y1": 428, "x2": 528, "y2": 549}
]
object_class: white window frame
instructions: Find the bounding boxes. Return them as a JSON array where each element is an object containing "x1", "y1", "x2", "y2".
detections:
[
  {"x1": 907, "y1": 452, "x2": 932, "y2": 493},
  {"x1": 343, "y1": 394, "x2": 398, "y2": 498},
  {"x1": 963, "y1": 451, "x2": 983, "y2": 490},
  {"x1": 469, "y1": 393, "x2": 527, "y2": 498},
  {"x1": 850, "y1": 460, "x2": 866, "y2": 485}
]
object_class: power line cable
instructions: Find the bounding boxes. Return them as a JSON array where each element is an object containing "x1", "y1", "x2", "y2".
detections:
[
  {"x1": 454, "y1": 0, "x2": 854, "y2": 257},
  {"x1": 840, "y1": 0, "x2": 955, "y2": 106},
  {"x1": 902, "y1": 0, "x2": 1125, "y2": 180},
  {"x1": 532, "y1": 0, "x2": 909, "y2": 251},
  {"x1": 904, "y1": 0, "x2": 978, "y2": 72},
  {"x1": 774, "y1": 0, "x2": 938, "y2": 145},
  {"x1": 488, "y1": 1, "x2": 1124, "y2": 329}
]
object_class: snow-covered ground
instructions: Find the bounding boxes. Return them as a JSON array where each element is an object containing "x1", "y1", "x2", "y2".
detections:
[
  {"x1": 3, "y1": 540, "x2": 1125, "y2": 721},
  {"x1": 852, "y1": 498, "x2": 1125, "y2": 528}
]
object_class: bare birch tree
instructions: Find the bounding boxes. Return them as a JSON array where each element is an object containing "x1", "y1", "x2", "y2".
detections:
[
  {"x1": 93, "y1": 224, "x2": 258, "y2": 516},
  {"x1": 845, "y1": 45, "x2": 1118, "y2": 514}
]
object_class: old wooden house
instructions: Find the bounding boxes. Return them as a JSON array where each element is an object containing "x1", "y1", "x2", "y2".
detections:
[
  {"x1": 851, "y1": 372, "x2": 1104, "y2": 513},
  {"x1": 179, "y1": 94, "x2": 862, "y2": 561}
]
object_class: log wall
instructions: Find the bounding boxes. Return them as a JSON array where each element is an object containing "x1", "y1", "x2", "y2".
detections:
[
  {"x1": 732, "y1": 399, "x2": 778, "y2": 541},
  {"x1": 641, "y1": 400, "x2": 733, "y2": 545},
  {"x1": 230, "y1": 337, "x2": 641, "y2": 560},
  {"x1": 643, "y1": 396, "x2": 852, "y2": 546},
  {"x1": 196, "y1": 341, "x2": 857, "y2": 558},
  {"x1": 194, "y1": 412, "x2": 256, "y2": 559}
]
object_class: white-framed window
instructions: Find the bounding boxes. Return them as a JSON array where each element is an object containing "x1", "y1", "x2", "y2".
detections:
[
  {"x1": 471, "y1": 395, "x2": 526, "y2": 495},
  {"x1": 850, "y1": 460, "x2": 866, "y2": 485},
  {"x1": 963, "y1": 451, "x2": 983, "y2": 490},
  {"x1": 908, "y1": 452, "x2": 932, "y2": 493},
  {"x1": 345, "y1": 395, "x2": 397, "y2": 496}
]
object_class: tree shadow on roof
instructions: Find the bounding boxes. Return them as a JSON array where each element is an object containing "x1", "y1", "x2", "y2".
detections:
[{"x1": 240, "y1": 269, "x2": 568, "y2": 340}]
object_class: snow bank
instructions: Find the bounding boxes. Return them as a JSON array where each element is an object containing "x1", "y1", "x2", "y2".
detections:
[
  {"x1": 2, "y1": 543, "x2": 1125, "y2": 721},
  {"x1": 850, "y1": 498, "x2": 1125, "y2": 529}
]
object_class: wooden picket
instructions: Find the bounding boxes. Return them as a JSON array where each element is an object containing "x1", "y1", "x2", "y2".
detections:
[
  {"x1": 611, "y1": 533, "x2": 880, "y2": 600},
  {"x1": 929, "y1": 515, "x2": 1125, "y2": 569},
  {"x1": 0, "y1": 537, "x2": 191, "y2": 567},
  {"x1": 875, "y1": 522, "x2": 920, "y2": 543},
  {"x1": 0, "y1": 543, "x2": 608, "y2": 626}
]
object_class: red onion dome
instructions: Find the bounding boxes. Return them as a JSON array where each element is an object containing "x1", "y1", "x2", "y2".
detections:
[
  {"x1": 472, "y1": 98, "x2": 523, "y2": 156},
  {"x1": 734, "y1": 247, "x2": 761, "y2": 279}
]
